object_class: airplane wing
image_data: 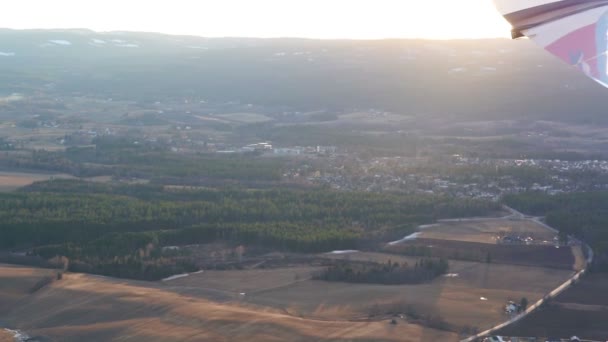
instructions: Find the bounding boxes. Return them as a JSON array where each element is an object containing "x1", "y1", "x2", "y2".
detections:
[{"x1": 494, "y1": 0, "x2": 608, "y2": 87}]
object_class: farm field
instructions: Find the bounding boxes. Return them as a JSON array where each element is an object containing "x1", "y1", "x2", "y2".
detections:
[
  {"x1": 170, "y1": 255, "x2": 573, "y2": 332},
  {"x1": 0, "y1": 330, "x2": 14, "y2": 342},
  {"x1": 164, "y1": 266, "x2": 325, "y2": 295},
  {"x1": 417, "y1": 219, "x2": 557, "y2": 244},
  {"x1": 324, "y1": 251, "x2": 431, "y2": 264},
  {"x1": 386, "y1": 238, "x2": 577, "y2": 270},
  {"x1": 556, "y1": 273, "x2": 608, "y2": 306},
  {"x1": 0, "y1": 264, "x2": 56, "y2": 312},
  {"x1": 0, "y1": 211, "x2": 580, "y2": 341},
  {"x1": 0, "y1": 264, "x2": 457, "y2": 342},
  {"x1": 498, "y1": 274, "x2": 608, "y2": 340},
  {"x1": 0, "y1": 171, "x2": 73, "y2": 191}
]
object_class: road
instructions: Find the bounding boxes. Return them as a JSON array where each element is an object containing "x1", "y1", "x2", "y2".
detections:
[{"x1": 460, "y1": 206, "x2": 594, "y2": 342}]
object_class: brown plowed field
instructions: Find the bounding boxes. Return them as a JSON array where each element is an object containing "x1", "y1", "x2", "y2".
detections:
[
  {"x1": 386, "y1": 238, "x2": 575, "y2": 270},
  {"x1": 418, "y1": 219, "x2": 556, "y2": 244},
  {"x1": 0, "y1": 264, "x2": 457, "y2": 342},
  {"x1": 497, "y1": 274, "x2": 608, "y2": 340}
]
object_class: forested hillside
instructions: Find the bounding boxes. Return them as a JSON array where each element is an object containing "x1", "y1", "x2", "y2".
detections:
[{"x1": 2, "y1": 29, "x2": 608, "y2": 124}]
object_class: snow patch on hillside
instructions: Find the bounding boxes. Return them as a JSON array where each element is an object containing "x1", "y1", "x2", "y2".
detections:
[
  {"x1": 3, "y1": 328, "x2": 31, "y2": 342},
  {"x1": 388, "y1": 232, "x2": 421, "y2": 245},
  {"x1": 162, "y1": 273, "x2": 190, "y2": 281},
  {"x1": 49, "y1": 40, "x2": 72, "y2": 46},
  {"x1": 328, "y1": 250, "x2": 359, "y2": 254},
  {"x1": 115, "y1": 43, "x2": 139, "y2": 48},
  {"x1": 162, "y1": 270, "x2": 204, "y2": 281}
]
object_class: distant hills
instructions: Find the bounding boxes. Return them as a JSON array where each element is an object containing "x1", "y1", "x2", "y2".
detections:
[{"x1": 1, "y1": 28, "x2": 607, "y2": 124}]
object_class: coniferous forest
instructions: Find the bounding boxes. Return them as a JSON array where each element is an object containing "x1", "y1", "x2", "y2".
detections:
[
  {"x1": 0, "y1": 179, "x2": 499, "y2": 280},
  {"x1": 504, "y1": 191, "x2": 608, "y2": 271},
  {"x1": 315, "y1": 258, "x2": 449, "y2": 285}
]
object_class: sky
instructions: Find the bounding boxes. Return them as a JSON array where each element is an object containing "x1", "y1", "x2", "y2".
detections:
[{"x1": 1, "y1": 0, "x2": 512, "y2": 40}]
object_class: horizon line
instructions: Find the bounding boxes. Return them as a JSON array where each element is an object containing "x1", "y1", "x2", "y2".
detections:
[{"x1": 0, "y1": 27, "x2": 513, "y2": 41}]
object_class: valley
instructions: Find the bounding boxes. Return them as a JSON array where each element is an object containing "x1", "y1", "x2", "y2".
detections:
[
  {"x1": 1, "y1": 30, "x2": 607, "y2": 341},
  {"x1": 0, "y1": 213, "x2": 582, "y2": 341}
]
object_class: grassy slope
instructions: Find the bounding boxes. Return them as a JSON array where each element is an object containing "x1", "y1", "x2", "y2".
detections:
[
  {"x1": 0, "y1": 264, "x2": 457, "y2": 342},
  {"x1": 0, "y1": 264, "x2": 56, "y2": 312}
]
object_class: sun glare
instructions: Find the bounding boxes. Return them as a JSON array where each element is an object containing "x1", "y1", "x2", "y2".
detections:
[{"x1": 1, "y1": 0, "x2": 512, "y2": 39}]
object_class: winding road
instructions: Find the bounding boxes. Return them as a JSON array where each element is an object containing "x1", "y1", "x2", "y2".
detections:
[{"x1": 460, "y1": 206, "x2": 594, "y2": 342}]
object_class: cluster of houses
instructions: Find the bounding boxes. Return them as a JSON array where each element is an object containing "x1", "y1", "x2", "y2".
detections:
[
  {"x1": 215, "y1": 142, "x2": 338, "y2": 156},
  {"x1": 485, "y1": 336, "x2": 584, "y2": 342},
  {"x1": 499, "y1": 234, "x2": 535, "y2": 245},
  {"x1": 504, "y1": 301, "x2": 523, "y2": 315}
]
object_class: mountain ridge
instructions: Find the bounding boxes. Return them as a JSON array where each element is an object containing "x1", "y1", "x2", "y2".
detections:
[{"x1": 0, "y1": 29, "x2": 606, "y2": 125}]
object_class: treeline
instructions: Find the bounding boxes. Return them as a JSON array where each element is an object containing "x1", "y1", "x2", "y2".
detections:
[
  {"x1": 4, "y1": 179, "x2": 500, "y2": 249},
  {"x1": 33, "y1": 222, "x2": 359, "y2": 258},
  {"x1": 159, "y1": 222, "x2": 359, "y2": 253},
  {"x1": 31, "y1": 231, "x2": 199, "y2": 281},
  {"x1": 34, "y1": 242, "x2": 198, "y2": 281},
  {"x1": 315, "y1": 258, "x2": 449, "y2": 285},
  {"x1": 65, "y1": 142, "x2": 285, "y2": 181},
  {"x1": 69, "y1": 257, "x2": 198, "y2": 281},
  {"x1": 0, "y1": 179, "x2": 498, "y2": 279},
  {"x1": 504, "y1": 191, "x2": 608, "y2": 271}
]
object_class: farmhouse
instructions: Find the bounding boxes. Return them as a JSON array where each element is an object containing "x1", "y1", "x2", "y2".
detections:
[{"x1": 504, "y1": 301, "x2": 521, "y2": 314}]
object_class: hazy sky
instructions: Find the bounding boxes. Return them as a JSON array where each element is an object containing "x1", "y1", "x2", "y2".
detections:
[{"x1": 1, "y1": 0, "x2": 512, "y2": 39}]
